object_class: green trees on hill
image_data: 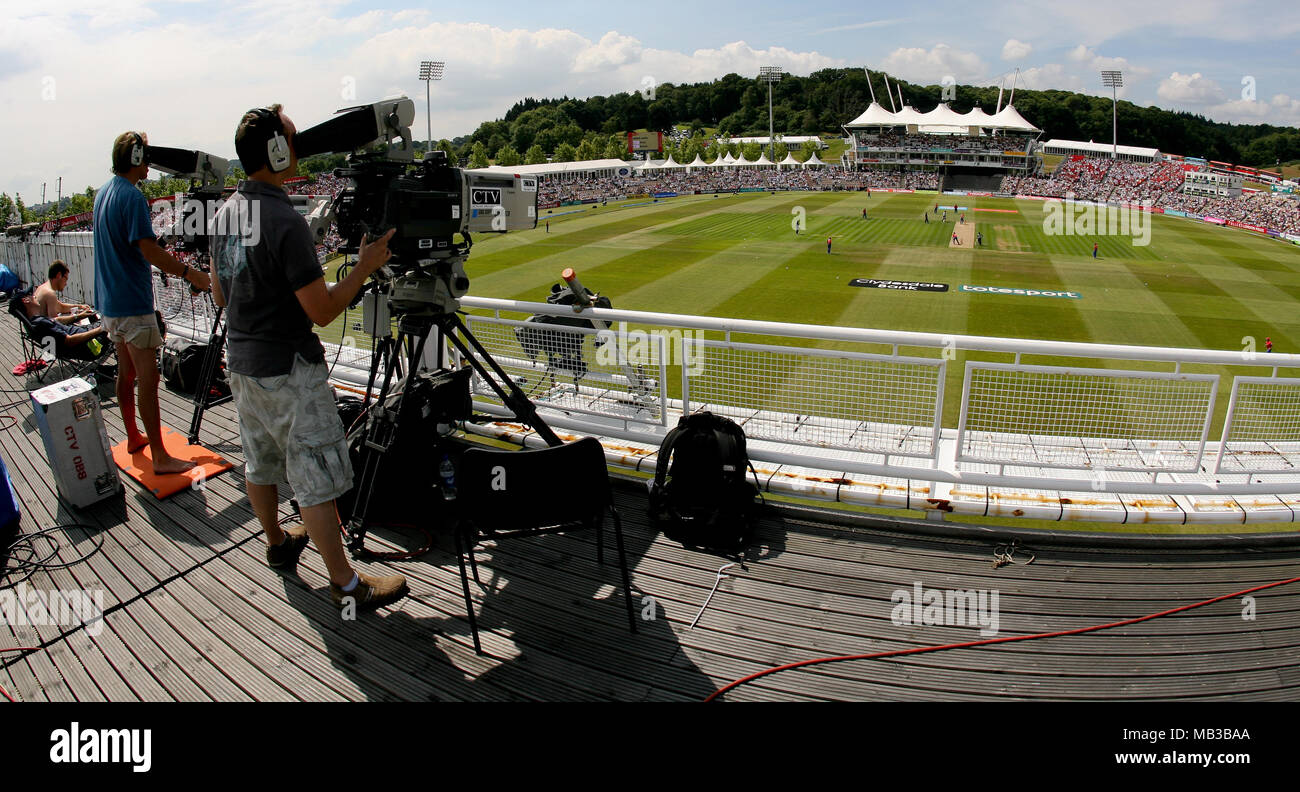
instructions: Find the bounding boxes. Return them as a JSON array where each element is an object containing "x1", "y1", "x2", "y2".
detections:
[{"x1": 462, "y1": 68, "x2": 1300, "y2": 167}]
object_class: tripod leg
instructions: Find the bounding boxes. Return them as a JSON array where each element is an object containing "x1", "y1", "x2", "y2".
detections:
[
  {"x1": 344, "y1": 335, "x2": 406, "y2": 554},
  {"x1": 188, "y1": 308, "x2": 228, "y2": 445},
  {"x1": 440, "y1": 314, "x2": 563, "y2": 447}
]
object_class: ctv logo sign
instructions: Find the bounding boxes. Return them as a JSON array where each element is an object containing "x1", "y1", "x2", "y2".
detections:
[{"x1": 470, "y1": 188, "x2": 501, "y2": 206}]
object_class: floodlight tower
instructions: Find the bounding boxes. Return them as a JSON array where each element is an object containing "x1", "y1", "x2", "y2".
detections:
[
  {"x1": 419, "y1": 60, "x2": 445, "y2": 159},
  {"x1": 1101, "y1": 70, "x2": 1123, "y2": 160},
  {"x1": 759, "y1": 66, "x2": 784, "y2": 162}
]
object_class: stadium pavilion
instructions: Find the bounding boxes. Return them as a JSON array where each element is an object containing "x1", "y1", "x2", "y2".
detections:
[{"x1": 842, "y1": 101, "x2": 1040, "y2": 191}]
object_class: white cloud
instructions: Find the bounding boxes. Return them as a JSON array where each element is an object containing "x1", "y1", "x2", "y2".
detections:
[
  {"x1": 1002, "y1": 39, "x2": 1033, "y2": 61},
  {"x1": 879, "y1": 44, "x2": 987, "y2": 84},
  {"x1": 1058, "y1": 46, "x2": 1148, "y2": 98},
  {"x1": 0, "y1": 14, "x2": 843, "y2": 201},
  {"x1": 1205, "y1": 94, "x2": 1300, "y2": 125},
  {"x1": 1156, "y1": 72, "x2": 1226, "y2": 104},
  {"x1": 814, "y1": 18, "x2": 908, "y2": 35}
]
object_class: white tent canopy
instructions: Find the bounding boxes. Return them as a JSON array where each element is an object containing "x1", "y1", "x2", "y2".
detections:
[
  {"x1": 753, "y1": 153, "x2": 774, "y2": 167},
  {"x1": 659, "y1": 155, "x2": 683, "y2": 169},
  {"x1": 472, "y1": 159, "x2": 634, "y2": 179},
  {"x1": 891, "y1": 105, "x2": 929, "y2": 126},
  {"x1": 778, "y1": 152, "x2": 801, "y2": 168},
  {"x1": 686, "y1": 154, "x2": 708, "y2": 171},
  {"x1": 844, "y1": 101, "x2": 899, "y2": 127},
  {"x1": 803, "y1": 152, "x2": 827, "y2": 167},
  {"x1": 919, "y1": 103, "x2": 969, "y2": 127},
  {"x1": 733, "y1": 153, "x2": 754, "y2": 167},
  {"x1": 987, "y1": 104, "x2": 1040, "y2": 132},
  {"x1": 843, "y1": 101, "x2": 1038, "y2": 132}
]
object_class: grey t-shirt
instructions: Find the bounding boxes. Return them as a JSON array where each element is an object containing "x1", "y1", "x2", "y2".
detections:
[{"x1": 211, "y1": 180, "x2": 325, "y2": 377}]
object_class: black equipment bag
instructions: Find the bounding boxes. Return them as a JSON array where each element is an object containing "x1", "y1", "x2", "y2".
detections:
[
  {"x1": 648, "y1": 411, "x2": 763, "y2": 553},
  {"x1": 336, "y1": 367, "x2": 472, "y2": 527},
  {"x1": 161, "y1": 337, "x2": 225, "y2": 395}
]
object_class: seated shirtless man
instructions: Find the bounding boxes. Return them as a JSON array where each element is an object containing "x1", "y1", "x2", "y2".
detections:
[
  {"x1": 34, "y1": 260, "x2": 94, "y2": 321},
  {"x1": 17, "y1": 287, "x2": 107, "y2": 354}
]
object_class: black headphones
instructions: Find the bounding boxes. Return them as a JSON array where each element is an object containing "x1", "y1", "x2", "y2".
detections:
[
  {"x1": 129, "y1": 132, "x2": 147, "y2": 168},
  {"x1": 250, "y1": 108, "x2": 291, "y2": 173}
]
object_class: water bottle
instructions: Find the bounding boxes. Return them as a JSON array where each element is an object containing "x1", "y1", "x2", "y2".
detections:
[{"x1": 439, "y1": 454, "x2": 457, "y2": 501}]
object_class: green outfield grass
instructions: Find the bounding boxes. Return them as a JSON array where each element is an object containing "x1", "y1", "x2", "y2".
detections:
[
  {"x1": 456, "y1": 191, "x2": 1300, "y2": 428},
  {"x1": 323, "y1": 190, "x2": 1300, "y2": 531}
]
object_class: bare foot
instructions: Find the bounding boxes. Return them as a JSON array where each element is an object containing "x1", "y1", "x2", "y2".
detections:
[
  {"x1": 126, "y1": 434, "x2": 149, "y2": 453},
  {"x1": 152, "y1": 454, "x2": 196, "y2": 475}
]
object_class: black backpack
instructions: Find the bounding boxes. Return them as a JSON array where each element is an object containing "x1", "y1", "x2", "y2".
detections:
[
  {"x1": 161, "y1": 337, "x2": 226, "y2": 395},
  {"x1": 649, "y1": 412, "x2": 763, "y2": 553}
]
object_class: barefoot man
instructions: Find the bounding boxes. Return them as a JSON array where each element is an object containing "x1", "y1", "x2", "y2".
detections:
[{"x1": 93, "y1": 131, "x2": 211, "y2": 474}]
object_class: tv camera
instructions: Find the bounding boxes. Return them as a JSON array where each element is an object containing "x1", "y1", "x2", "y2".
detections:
[
  {"x1": 291, "y1": 97, "x2": 561, "y2": 556},
  {"x1": 293, "y1": 96, "x2": 539, "y2": 316}
]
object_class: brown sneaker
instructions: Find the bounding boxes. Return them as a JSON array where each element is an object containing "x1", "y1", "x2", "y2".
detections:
[
  {"x1": 267, "y1": 528, "x2": 309, "y2": 569},
  {"x1": 330, "y1": 572, "x2": 409, "y2": 611}
]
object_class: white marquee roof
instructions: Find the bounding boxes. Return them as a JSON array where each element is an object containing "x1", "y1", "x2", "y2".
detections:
[
  {"x1": 778, "y1": 152, "x2": 801, "y2": 168},
  {"x1": 1042, "y1": 138, "x2": 1160, "y2": 158},
  {"x1": 922, "y1": 103, "x2": 969, "y2": 127},
  {"x1": 472, "y1": 158, "x2": 634, "y2": 178},
  {"x1": 891, "y1": 105, "x2": 929, "y2": 126},
  {"x1": 804, "y1": 152, "x2": 827, "y2": 167},
  {"x1": 843, "y1": 101, "x2": 1038, "y2": 132},
  {"x1": 987, "y1": 104, "x2": 1040, "y2": 132},
  {"x1": 845, "y1": 101, "x2": 899, "y2": 127},
  {"x1": 722, "y1": 135, "x2": 822, "y2": 146}
]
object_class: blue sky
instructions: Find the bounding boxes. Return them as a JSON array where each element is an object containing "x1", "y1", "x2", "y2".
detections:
[{"x1": 1, "y1": 0, "x2": 1296, "y2": 203}]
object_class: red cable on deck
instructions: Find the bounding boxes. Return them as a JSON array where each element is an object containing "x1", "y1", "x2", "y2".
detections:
[
  {"x1": 0, "y1": 647, "x2": 40, "y2": 703},
  {"x1": 705, "y1": 575, "x2": 1300, "y2": 702}
]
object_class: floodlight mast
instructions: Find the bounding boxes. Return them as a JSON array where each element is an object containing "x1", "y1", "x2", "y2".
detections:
[
  {"x1": 1101, "y1": 70, "x2": 1123, "y2": 160},
  {"x1": 419, "y1": 60, "x2": 445, "y2": 160},
  {"x1": 760, "y1": 66, "x2": 784, "y2": 163}
]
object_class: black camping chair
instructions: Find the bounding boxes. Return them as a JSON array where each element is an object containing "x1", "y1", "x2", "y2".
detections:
[
  {"x1": 8, "y1": 293, "x2": 113, "y2": 383},
  {"x1": 453, "y1": 436, "x2": 637, "y2": 655}
]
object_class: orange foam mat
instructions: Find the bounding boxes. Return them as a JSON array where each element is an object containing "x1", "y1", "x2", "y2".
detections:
[{"x1": 111, "y1": 425, "x2": 235, "y2": 499}]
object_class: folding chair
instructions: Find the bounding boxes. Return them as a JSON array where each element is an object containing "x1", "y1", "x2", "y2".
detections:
[
  {"x1": 453, "y1": 436, "x2": 637, "y2": 655},
  {"x1": 9, "y1": 294, "x2": 113, "y2": 384}
]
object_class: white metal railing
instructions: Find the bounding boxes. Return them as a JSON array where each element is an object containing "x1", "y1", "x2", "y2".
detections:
[
  {"x1": 955, "y1": 362, "x2": 1218, "y2": 472},
  {"x1": 10, "y1": 233, "x2": 1300, "y2": 511},
  {"x1": 684, "y1": 338, "x2": 945, "y2": 459},
  {"x1": 459, "y1": 295, "x2": 1300, "y2": 498}
]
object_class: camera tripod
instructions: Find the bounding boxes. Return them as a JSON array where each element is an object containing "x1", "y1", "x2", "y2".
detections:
[
  {"x1": 343, "y1": 300, "x2": 562, "y2": 556},
  {"x1": 187, "y1": 303, "x2": 232, "y2": 444}
]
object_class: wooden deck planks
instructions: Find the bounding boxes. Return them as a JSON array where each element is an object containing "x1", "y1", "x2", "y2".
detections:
[{"x1": 1, "y1": 316, "x2": 1298, "y2": 702}]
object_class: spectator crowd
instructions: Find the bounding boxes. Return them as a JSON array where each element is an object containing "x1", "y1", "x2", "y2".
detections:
[
  {"x1": 1001, "y1": 158, "x2": 1300, "y2": 235},
  {"x1": 535, "y1": 168, "x2": 938, "y2": 204}
]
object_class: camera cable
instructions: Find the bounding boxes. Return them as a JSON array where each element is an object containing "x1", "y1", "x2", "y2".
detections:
[{"x1": 704, "y1": 575, "x2": 1300, "y2": 702}]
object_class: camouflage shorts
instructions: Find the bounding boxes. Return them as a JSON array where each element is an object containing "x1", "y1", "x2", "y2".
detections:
[{"x1": 230, "y1": 354, "x2": 352, "y2": 508}]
